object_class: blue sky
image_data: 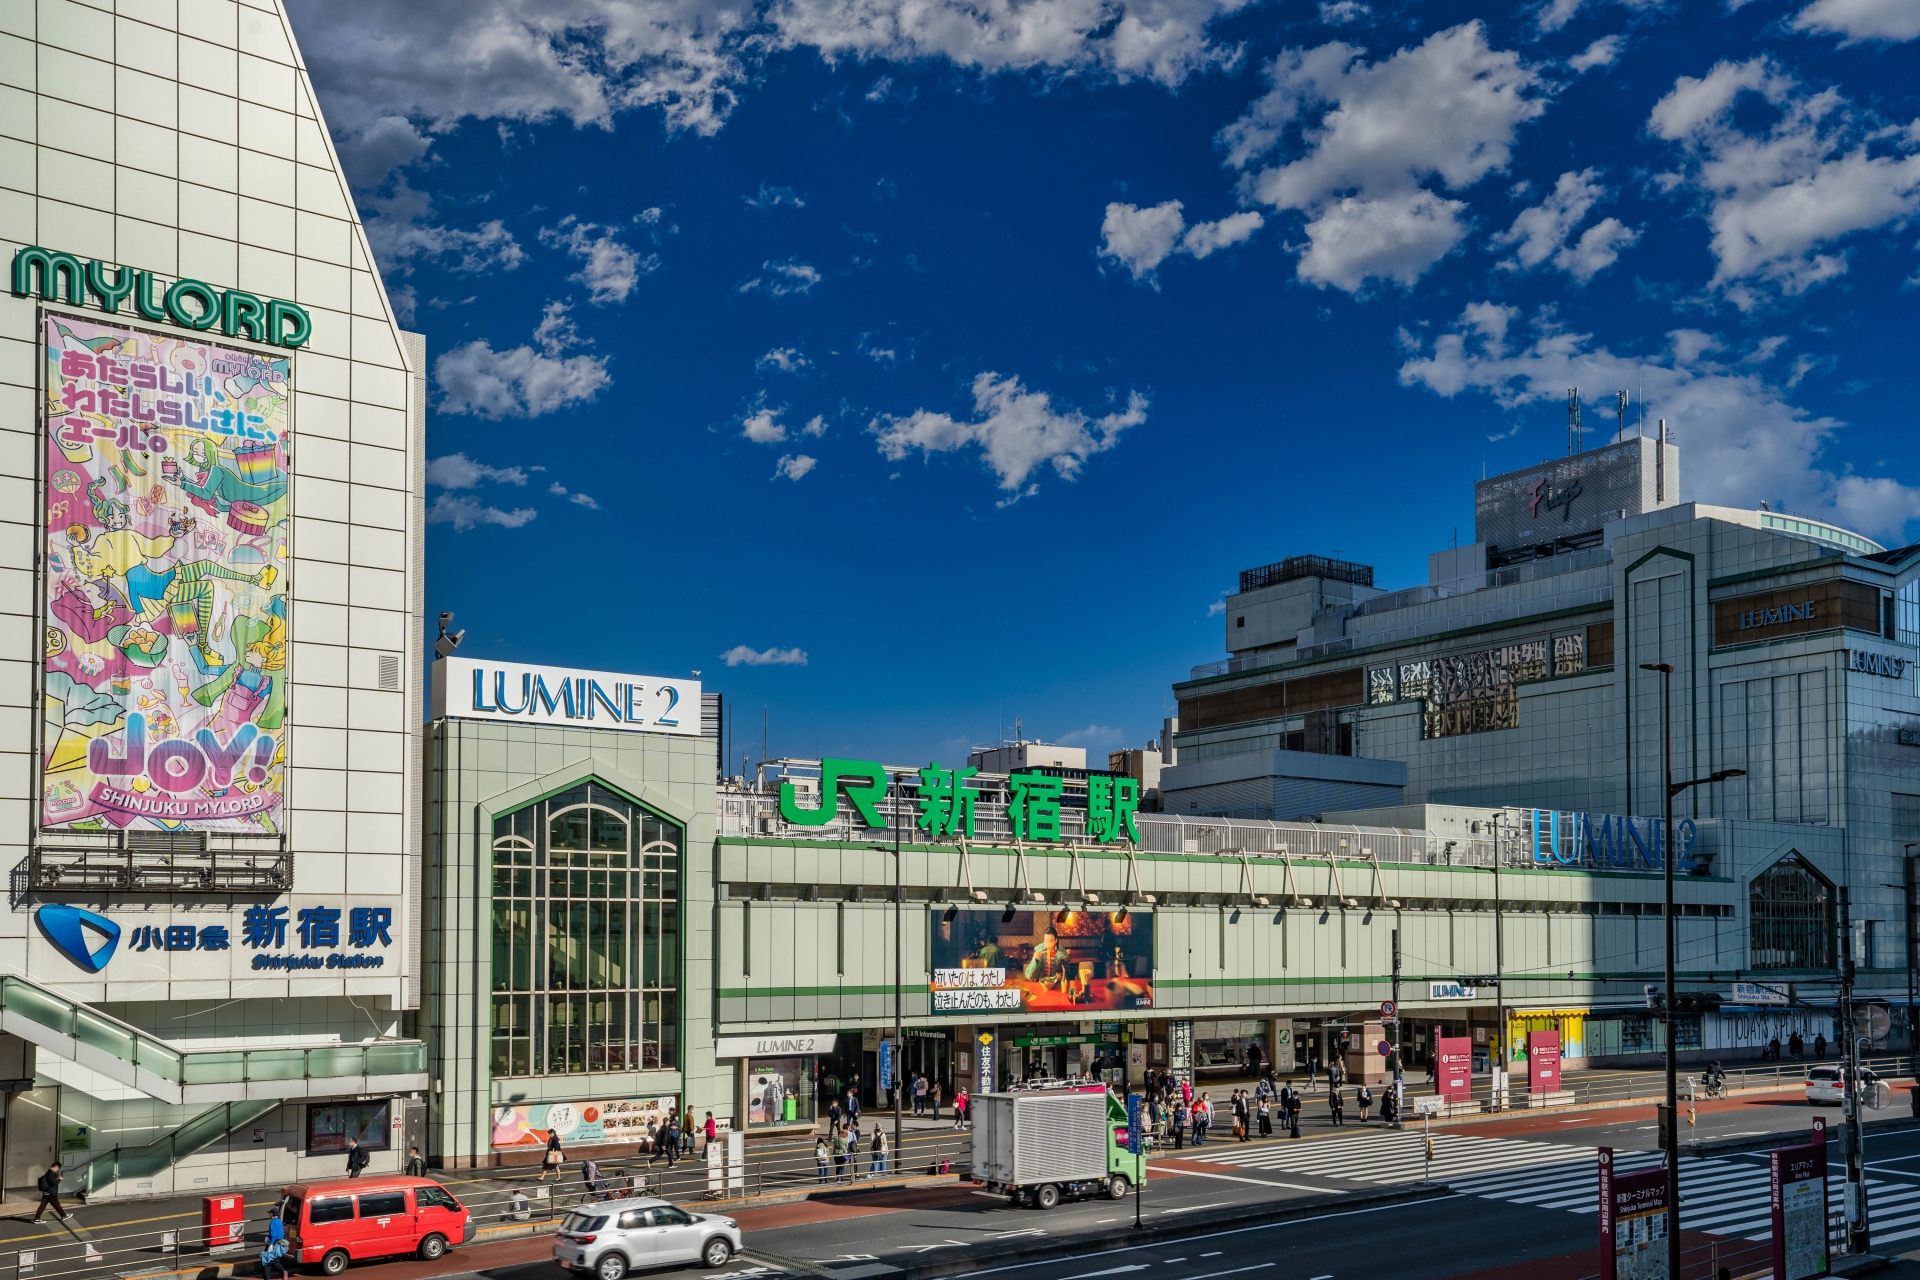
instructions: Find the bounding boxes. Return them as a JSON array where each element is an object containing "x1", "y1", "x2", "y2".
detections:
[{"x1": 287, "y1": 0, "x2": 1920, "y2": 768}]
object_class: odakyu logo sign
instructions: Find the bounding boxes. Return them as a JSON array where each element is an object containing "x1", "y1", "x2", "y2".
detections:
[{"x1": 35, "y1": 904, "x2": 122, "y2": 973}]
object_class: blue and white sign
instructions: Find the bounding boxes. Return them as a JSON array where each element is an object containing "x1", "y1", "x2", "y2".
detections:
[
  {"x1": 1529, "y1": 809, "x2": 1705, "y2": 873},
  {"x1": 434, "y1": 656, "x2": 702, "y2": 737},
  {"x1": 1429, "y1": 982, "x2": 1478, "y2": 1000},
  {"x1": 36, "y1": 904, "x2": 121, "y2": 973}
]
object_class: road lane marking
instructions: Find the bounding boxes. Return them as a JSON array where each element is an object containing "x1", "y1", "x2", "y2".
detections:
[
  {"x1": 1186, "y1": 1264, "x2": 1275, "y2": 1280},
  {"x1": 1159, "y1": 1202, "x2": 1232, "y2": 1215},
  {"x1": 1153, "y1": 1168, "x2": 1342, "y2": 1194},
  {"x1": 1061, "y1": 1267, "x2": 1150, "y2": 1279}
]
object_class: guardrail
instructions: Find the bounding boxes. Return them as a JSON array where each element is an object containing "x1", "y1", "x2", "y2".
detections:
[
  {"x1": 14, "y1": 1126, "x2": 979, "y2": 1280},
  {"x1": 1400, "y1": 1054, "x2": 1914, "y2": 1115}
]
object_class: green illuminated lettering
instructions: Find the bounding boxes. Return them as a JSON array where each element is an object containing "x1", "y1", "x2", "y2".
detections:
[
  {"x1": 267, "y1": 299, "x2": 311, "y2": 349},
  {"x1": 11, "y1": 246, "x2": 86, "y2": 304},
  {"x1": 165, "y1": 279, "x2": 222, "y2": 330},
  {"x1": 222, "y1": 289, "x2": 266, "y2": 341},
  {"x1": 132, "y1": 270, "x2": 168, "y2": 321},
  {"x1": 84, "y1": 260, "x2": 136, "y2": 312},
  {"x1": 1008, "y1": 771, "x2": 1064, "y2": 842},
  {"x1": 778, "y1": 758, "x2": 890, "y2": 829},
  {"x1": 1086, "y1": 775, "x2": 1140, "y2": 843},
  {"x1": 915, "y1": 763, "x2": 978, "y2": 839}
]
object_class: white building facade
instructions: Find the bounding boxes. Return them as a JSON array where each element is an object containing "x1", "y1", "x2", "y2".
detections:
[{"x1": 0, "y1": 0, "x2": 426, "y2": 1199}]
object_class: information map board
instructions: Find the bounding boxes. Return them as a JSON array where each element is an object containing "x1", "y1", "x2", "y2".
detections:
[
  {"x1": 1436, "y1": 1034, "x2": 1473, "y2": 1102},
  {"x1": 1770, "y1": 1140, "x2": 1829, "y2": 1280},
  {"x1": 1598, "y1": 1147, "x2": 1669, "y2": 1280}
]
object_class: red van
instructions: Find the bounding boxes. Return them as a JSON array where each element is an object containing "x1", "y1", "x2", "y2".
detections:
[{"x1": 280, "y1": 1176, "x2": 475, "y2": 1274}]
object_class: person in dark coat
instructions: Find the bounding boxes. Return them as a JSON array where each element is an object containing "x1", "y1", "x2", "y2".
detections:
[
  {"x1": 345, "y1": 1138, "x2": 371, "y2": 1178},
  {"x1": 33, "y1": 1162, "x2": 70, "y2": 1221},
  {"x1": 1328, "y1": 1086, "x2": 1346, "y2": 1128},
  {"x1": 1356, "y1": 1085, "x2": 1373, "y2": 1123},
  {"x1": 1286, "y1": 1089, "x2": 1302, "y2": 1138}
]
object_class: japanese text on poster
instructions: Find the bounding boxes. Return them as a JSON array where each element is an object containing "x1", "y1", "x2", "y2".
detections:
[{"x1": 929, "y1": 908, "x2": 1152, "y2": 1014}]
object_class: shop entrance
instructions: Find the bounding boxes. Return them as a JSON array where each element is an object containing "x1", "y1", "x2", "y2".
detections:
[{"x1": 898, "y1": 1032, "x2": 953, "y2": 1099}]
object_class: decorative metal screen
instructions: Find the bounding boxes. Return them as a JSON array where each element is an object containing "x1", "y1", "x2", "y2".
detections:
[
  {"x1": 490, "y1": 782, "x2": 680, "y2": 1077},
  {"x1": 1749, "y1": 855, "x2": 1833, "y2": 971}
]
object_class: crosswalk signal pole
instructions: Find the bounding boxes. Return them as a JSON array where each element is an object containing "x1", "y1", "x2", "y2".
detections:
[{"x1": 1392, "y1": 929, "x2": 1404, "y2": 1127}]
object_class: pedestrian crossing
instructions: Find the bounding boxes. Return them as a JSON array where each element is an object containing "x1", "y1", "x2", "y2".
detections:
[{"x1": 1183, "y1": 1131, "x2": 1920, "y2": 1245}]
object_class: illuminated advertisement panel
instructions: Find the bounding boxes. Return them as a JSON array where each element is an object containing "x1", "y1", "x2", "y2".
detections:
[
  {"x1": 929, "y1": 907, "x2": 1152, "y2": 1014},
  {"x1": 39, "y1": 314, "x2": 289, "y2": 832}
]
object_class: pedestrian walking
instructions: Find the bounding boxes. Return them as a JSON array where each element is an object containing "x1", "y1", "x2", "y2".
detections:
[
  {"x1": 32, "y1": 1162, "x2": 69, "y2": 1222},
  {"x1": 261, "y1": 1212, "x2": 291, "y2": 1280},
  {"x1": 661, "y1": 1116, "x2": 680, "y2": 1168},
  {"x1": 1181, "y1": 1077, "x2": 1192, "y2": 1107},
  {"x1": 1426, "y1": 1055, "x2": 1437, "y2": 1086},
  {"x1": 931, "y1": 1081, "x2": 943, "y2": 1122},
  {"x1": 1357, "y1": 1085, "x2": 1373, "y2": 1124},
  {"x1": 1195, "y1": 1095, "x2": 1211, "y2": 1145},
  {"x1": 345, "y1": 1137, "x2": 371, "y2": 1179},
  {"x1": 1306, "y1": 1056, "x2": 1318, "y2": 1091},
  {"x1": 871, "y1": 1126, "x2": 887, "y2": 1176},
  {"x1": 404, "y1": 1145, "x2": 426, "y2": 1178},
  {"x1": 1233, "y1": 1090, "x2": 1250, "y2": 1142},
  {"x1": 704, "y1": 1112, "x2": 718, "y2": 1152},
  {"x1": 1330, "y1": 1060, "x2": 1344, "y2": 1091},
  {"x1": 830, "y1": 1098, "x2": 845, "y2": 1130},
  {"x1": 815, "y1": 1136, "x2": 830, "y2": 1184},
  {"x1": 953, "y1": 1086, "x2": 970, "y2": 1129},
  {"x1": 846, "y1": 1086, "x2": 861, "y2": 1122},
  {"x1": 1814, "y1": 1033, "x2": 1827, "y2": 1060},
  {"x1": 1329, "y1": 1086, "x2": 1345, "y2": 1128},
  {"x1": 582, "y1": 1158, "x2": 605, "y2": 1198},
  {"x1": 540, "y1": 1130, "x2": 564, "y2": 1182}
]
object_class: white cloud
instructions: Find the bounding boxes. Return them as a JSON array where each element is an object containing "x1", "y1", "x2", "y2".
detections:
[
  {"x1": 1792, "y1": 0, "x2": 1920, "y2": 43},
  {"x1": 1533, "y1": 0, "x2": 1661, "y2": 35},
  {"x1": 746, "y1": 183, "x2": 805, "y2": 209},
  {"x1": 802, "y1": 415, "x2": 828, "y2": 437},
  {"x1": 872, "y1": 372, "x2": 1147, "y2": 497},
  {"x1": 1319, "y1": 1, "x2": 1371, "y2": 23},
  {"x1": 722, "y1": 644, "x2": 809, "y2": 666},
  {"x1": 1099, "y1": 200, "x2": 1264, "y2": 281},
  {"x1": 1206, "y1": 597, "x2": 1227, "y2": 616},
  {"x1": 434, "y1": 301, "x2": 612, "y2": 418},
  {"x1": 758, "y1": 346, "x2": 810, "y2": 373},
  {"x1": 291, "y1": 0, "x2": 1253, "y2": 164},
  {"x1": 547, "y1": 481, "x2": 602, "y2": 509},
  {"x1": 361, "y1": 176, "x2": 527, "y2": 276},
  {"x1": 1649, "y1": 57, "x2": 1920, "y2": 307},
  {"x1": 426, "y1": 493, "x2": 539, "y2": 531},
  {"x1": 1058, "y1": 724, "x2": 1125, "y2": 750},
  {"x1": 1397, "y1": 302, "x2": 1920, "y2": 541},
  {"x1": 539, "y1": 216, "x2": 658, "y2": 304},
  {"x1": 742, "y1": 407, "x2": 788, "y2": 443},
  {"x1": 335, "y1": 115, "x2": 434, "y2": 189},
  {"x1": 738, "y1": 259, "x2": 822, "y2": 296},
  {"x1": 1491, "y1": 168, "x2": 1639, "y2": 281},
  {"x1": 426, "y1": 453, "x2": 529, "y2": 488},
  {"x1": 1568, "y1": 35, "x2": 1623, "y2": 72},
  {"x1": 1219, "y1": 23, "x2": 1549, "y2": 293},
  {"x1": 773, "y1": 453, "x2": 818, "y2": 480}
]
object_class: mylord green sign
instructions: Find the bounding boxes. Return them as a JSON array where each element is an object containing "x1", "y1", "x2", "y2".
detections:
[
  {"x1": 777, "y1": 758, "x2": 1141, "y2": 845},
  {"x1": 12, "y1": 245, "x2": 311, "y2": 349}
]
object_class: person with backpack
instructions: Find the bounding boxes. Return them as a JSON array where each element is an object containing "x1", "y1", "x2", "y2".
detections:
[
  {"x1": 33, "y1": 1162, "x2": 70, "y2": 1222},
  {"x1": 871, "y1": 1126, "x2": 887, "y2": 1176},
  {"x1": 404, "y1": 1145, "x2": 426, "y2": 1178},
  {"x1": 345, "y1": 1137, "x2": 371, "y2": 1179}
]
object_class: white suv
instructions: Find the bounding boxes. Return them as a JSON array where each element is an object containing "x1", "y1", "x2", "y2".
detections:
[
  {"x1": 552, "y1": 1198, "x2": 741, "y2": 1279},
  {"x1": 1806, "y1": 1065, "x2": 1878, "y2": 1105}
]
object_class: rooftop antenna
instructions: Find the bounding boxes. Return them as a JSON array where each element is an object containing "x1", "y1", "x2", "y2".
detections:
[
  {"x1": 1616, "y1": 389, "x2": 1629, "y2": 443},
  {"x1": 1567, "y1": 388, "x2": 1581, "y2": 456}
]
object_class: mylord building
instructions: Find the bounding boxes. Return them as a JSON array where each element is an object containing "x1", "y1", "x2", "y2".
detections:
[{"x1": 2, "y1": 1, "x2": 427, "y2": 1199}]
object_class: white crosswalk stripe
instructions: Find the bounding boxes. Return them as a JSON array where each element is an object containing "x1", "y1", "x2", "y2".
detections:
[{"x1": 1183, "y1": 1132, "x2": 1920, "y2": 1244}]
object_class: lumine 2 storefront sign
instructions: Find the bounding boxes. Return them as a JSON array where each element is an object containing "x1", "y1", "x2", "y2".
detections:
[
  {"x1": 12, "y1": 246, "x2": 312, "y2": 349},
  {"x1": 778, "y1": 758, "x2": 1142, "y2": 844}
]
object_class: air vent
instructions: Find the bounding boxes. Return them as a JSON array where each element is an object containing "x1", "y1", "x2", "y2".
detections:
[
  {"x1": 378, "y1": 654, "x2": 402, "y2": 691},
  {"x1": 127, "y1": 830, "x2": 208, "y2": 854}
]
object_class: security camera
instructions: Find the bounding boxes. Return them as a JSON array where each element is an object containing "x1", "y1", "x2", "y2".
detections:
[{"x1": 433, "y1": 611, "x2": 464, "y2": 658}]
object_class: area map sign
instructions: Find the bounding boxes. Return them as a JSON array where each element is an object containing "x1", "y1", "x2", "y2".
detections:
[
  {"x1": 930, "y1": 907, "x2": 1152, "y2": 1013},
  {"x1": 1598, "y1": 1147, "x2": 1669, "y2": 1280},
  {"x1": 1771, "y1": 1140, "x2": 1829, "y2": 1280},
  {"x1": 39, "y1": 314, "x2": 289, "y2": 833}
]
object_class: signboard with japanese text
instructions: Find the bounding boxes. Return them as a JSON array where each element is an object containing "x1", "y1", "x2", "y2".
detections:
[
  {"x1": 1437, "y1": 1035, "x2": 1473, "y2": 1102},
  {"x1": 1529, "y1": 1030, "x2": 1562, "y2": 1094},
  {"x1": 1169, "y1": 1020, "x2": 1192, "y2": 1087},
  {"x1": 39, "y1": 314, "x2": 290, "y2": 833},
  {"x1": 1771, "y1": 1142, "x2": 1829, "y2": 1280},
  {"x1": 491, "y1": 1096, "x2": 678, "y2": 1152},
  {"x1": 30, "y1": 898, "x2": 401, "y2": 980},
  {"x1": 1598, "y1": 1147, "x2": 1669, "y2": 1280},
  {"x1": 929, "y1": 908, "x2": 1152, "y2": 1014}
]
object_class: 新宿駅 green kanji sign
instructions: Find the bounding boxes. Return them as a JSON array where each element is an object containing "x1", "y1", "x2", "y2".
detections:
[
  {"x1": 12, "y1": 246, "x2": 312, "y2": 349},
  {"x1": 775, "y1": 758, "x2": 1139, "y2": 845}
]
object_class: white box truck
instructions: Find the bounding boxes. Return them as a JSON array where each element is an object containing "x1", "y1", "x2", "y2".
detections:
[{"x1": 972, "y1": 1087, "x2": 1145, "y2": 1209}]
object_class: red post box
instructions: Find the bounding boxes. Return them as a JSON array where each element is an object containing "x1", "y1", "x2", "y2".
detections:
[{"x1": 203, "y1": 1194, "x2": 245, "y2": 1249}]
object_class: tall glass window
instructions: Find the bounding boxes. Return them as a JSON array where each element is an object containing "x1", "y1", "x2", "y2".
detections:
[
  {"x1": 1749, "y1": 855, "x2": 1833, "y2": 971},
  {"x1": 491, "y1": 783, "x2": 680, "y2": 1077}
]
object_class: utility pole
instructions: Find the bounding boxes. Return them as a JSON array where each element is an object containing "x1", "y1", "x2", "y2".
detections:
[
  {"x1": 1493, "y1": 812, "x2": 1506, "y2": 1109},
  {"x1": 893, "y1": 771, "x2": 905, "y2": 1166},
  {"x1": 1840, "y1": 885, "x2": 1869, "y2": 1253},
  {"x1": 1392, "y1": 928, "x2": 1404, "y2": 1125}
]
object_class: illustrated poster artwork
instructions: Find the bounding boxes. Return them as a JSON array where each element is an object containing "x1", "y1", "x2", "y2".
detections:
[{"x1": 39, "y1": 315, "x2": 290, "y2": 833}]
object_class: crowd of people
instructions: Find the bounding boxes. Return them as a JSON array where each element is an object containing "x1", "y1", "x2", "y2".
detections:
[{"x1": 1135, "y1": 1056, "x2": 1399, "y2": 1149}]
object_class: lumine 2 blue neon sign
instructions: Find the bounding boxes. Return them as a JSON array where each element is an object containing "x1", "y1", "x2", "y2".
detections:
[{"x1": 1529, "y1": 810, "x2": 1705, "y2": 873}]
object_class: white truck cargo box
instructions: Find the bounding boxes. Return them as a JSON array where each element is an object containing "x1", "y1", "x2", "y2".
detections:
[{"x1": 971, "y1": 1090, "x2": 1111, "y2": 1187}]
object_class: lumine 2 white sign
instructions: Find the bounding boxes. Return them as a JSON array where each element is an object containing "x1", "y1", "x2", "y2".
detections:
[{"x1": 434, "y1": 657, "x2": 702, "y2": 737}]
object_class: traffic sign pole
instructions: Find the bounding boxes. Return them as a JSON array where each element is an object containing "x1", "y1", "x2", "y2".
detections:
[{"x1": 1390, "y1": 930, "x2": 1404, "y2": 1127}]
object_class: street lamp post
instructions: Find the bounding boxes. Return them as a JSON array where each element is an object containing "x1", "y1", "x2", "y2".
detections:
[
  {"x1": 892, "y1": 773, "x2": 904, "y2": 1166},
  {"x1": 1641, "y1": 661, "x2": 1746, "y2": 1280}
]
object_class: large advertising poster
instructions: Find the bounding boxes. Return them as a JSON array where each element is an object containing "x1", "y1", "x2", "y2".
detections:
[
  {"x1": 39, "y1": 315, "x2": 290, "y2": 833},
  {"x1": 929, "y1": 908, "x2": 1152, "y2": 1014},
  {"x1": 491, "y1": 1097, "x2": 677, "y2": 1151}
]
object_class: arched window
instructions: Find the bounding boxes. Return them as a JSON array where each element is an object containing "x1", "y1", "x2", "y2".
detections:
[
  {"x1": 490, "y1": 783, "x2": 680, "y2": 1077},
  {"x1": 1749, "y1": 855, "x2": 1833, "y2": 971}
]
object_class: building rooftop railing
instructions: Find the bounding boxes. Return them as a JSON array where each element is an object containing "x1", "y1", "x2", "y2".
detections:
[{"x1": 1238, "y1": 555, "x2": 1375, "y2": 593}]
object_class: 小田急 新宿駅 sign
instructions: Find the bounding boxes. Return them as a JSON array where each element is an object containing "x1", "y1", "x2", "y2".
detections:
[{"x1": 12, "y1": 246, "x2": 312, "y2": 349}]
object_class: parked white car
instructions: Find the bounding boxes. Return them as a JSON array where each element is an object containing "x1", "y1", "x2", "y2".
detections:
[
  {"x1": 1806, "y1": 1065, "x2": 1880, "y2": 1105},
  {"x1": 552, "y1": 1198, "x2": 740, "y2": 1279}
]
